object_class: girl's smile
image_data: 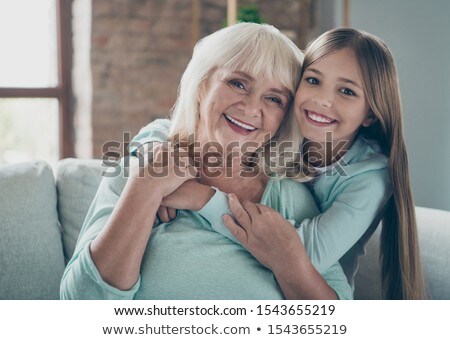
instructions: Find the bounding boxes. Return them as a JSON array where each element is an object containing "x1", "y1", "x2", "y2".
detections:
[{"x1": 304, "y1": 110, "x2": 338, "y2": 126}]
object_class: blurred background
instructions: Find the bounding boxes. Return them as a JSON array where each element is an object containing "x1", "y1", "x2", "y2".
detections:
[{"x1": 0, "y1": 0, "x2": 448, "y2": 211}]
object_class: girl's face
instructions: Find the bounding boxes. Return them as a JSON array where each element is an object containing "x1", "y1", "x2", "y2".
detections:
[
  {"x1": 293, "y1": 48, "x2": 374, "y2": 146},
  {"x1": 196, "y1": 68, "x2": 290, "y2": 152}
]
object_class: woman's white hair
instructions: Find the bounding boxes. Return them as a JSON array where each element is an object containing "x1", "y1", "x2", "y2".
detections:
[{"x1": 168, "y1": 22, "x2": 304, "y2": 143}]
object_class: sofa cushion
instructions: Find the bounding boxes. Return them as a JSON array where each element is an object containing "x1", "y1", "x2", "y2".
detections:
[
  {"x1": 415, "y1": 206, "x2": 450, "y2": 299},
  {"x1": 0, "y1": 161, "x2": 65, "y2": 299},
  {"x1": 354, "y1": 206, "x2": 450, "y2": 299},
  {"x1": 56, "y1": 158, "x2": 103, "y2": 263}
]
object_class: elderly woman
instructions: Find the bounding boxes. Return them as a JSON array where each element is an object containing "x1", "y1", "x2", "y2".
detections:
[{"x1": 60, "y1": 23, "x2": 351, "y2": 299}]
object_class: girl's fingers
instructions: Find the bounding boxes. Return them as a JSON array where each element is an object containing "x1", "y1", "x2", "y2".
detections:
[
  {"x1": 223, "y1": 214, "x2": 248, "y2": 245},
  {"x1": 167, "y1": 207, "x2": 177, "y2": 220},
  {"x1": 157, "y1": 206, "x2": 170, "y2": 223}
]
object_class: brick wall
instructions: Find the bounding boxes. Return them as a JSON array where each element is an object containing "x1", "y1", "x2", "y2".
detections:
[{"x1": 74, "y1": 0, "x2": 315, "y2": 158}]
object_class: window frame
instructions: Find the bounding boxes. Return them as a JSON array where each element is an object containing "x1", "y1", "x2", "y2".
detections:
[{"x1": 0, "y1": 0, "x2": 74, "y2": 159}]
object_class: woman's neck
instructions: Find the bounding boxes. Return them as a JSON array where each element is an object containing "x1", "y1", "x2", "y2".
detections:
[{"x1": 198, "y1": 160, "x2": 268, "y2": 203}]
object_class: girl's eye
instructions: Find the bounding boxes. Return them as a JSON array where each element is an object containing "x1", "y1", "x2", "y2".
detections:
[
  {"x1": 229, "y1": 80, "x2": 245, "y2": 90},
  {"x1": 340, "y1": 87, "x2": 355, "y2": 96},
  {"x1": 305, "y1": 77, "x2": 319, "y2": 85}
]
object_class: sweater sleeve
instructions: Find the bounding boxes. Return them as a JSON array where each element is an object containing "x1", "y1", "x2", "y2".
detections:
[
  {"x1": 297, "y1": 168, "x2": 391, "y2": 274},
  {"x1": 196, "y1": 189, "x2": 240, "y2": 243},
  {"x1": 321, "y1": 262, "x2": 353, "y2": 300},
  {"x1": 129, "y1": 118, "x2": 171, "y2": 156},
  {"x1": 60, "y1": 160, "x2": 141, "y2": 299}
]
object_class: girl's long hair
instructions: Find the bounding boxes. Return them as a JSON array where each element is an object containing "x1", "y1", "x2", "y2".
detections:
[{"x1": 303, "y1": 28, "x2": 426, "y2": 299}]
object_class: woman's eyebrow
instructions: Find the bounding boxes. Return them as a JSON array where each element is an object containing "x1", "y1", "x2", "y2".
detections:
[
  {"x1": 232, "y1": 71, "x2": 255, "y2": 81},
  {"x1": 269, "y1": 87, "x2": 290, "y2": 97}
]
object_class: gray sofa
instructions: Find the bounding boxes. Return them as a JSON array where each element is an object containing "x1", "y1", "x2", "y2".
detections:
[{"x1": 1, "y1": 158, "x2": 449, "y2": 299}]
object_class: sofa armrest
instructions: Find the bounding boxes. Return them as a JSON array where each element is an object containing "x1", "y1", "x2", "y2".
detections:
[
  {"x1": 0, "y1": 161, "x2": 65, "y2": 299},
  {"x1": 354, "y1": 206, "x2": 450, "y2": 299}
]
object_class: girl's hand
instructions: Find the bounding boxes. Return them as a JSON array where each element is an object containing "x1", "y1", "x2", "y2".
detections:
[
  {"x1": 222, "y1": 193, "x2": 304, "y2": 272},
  {"x1": 155, "y1": 206, "x2": 177, "y2": 224}
]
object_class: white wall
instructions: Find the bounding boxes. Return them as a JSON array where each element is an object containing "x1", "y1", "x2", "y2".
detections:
[{"x1": 333, "y1": 0, "x2": 450, "y2": 211}]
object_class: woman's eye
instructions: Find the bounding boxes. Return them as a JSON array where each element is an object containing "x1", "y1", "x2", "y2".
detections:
[
  {"x1": 267, "y1": 97, "x2": 283, "y2": 106},
  {"x1": 305, "y1": 77, "x2": 319, "y2": 85},
  {"x1": 229, "y1": 80, "x2": 245, "y2": 90},
  {"x1": 340, "y1": 87, "x2": 355, "y2": 96}
]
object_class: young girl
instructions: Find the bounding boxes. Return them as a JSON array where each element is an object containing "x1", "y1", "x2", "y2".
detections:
[
  {"x1": 132, "y1": 28, "x2": 426, "y2": 299},
  {"x1": 223, "y1": 27, "x2": 426, "y2": 300}
]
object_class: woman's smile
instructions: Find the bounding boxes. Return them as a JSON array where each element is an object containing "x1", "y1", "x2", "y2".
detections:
[{"x1": 224, "y1": 113, "x2": 257, "y2": 135}]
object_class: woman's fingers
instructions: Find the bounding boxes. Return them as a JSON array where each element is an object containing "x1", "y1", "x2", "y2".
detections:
[
  {"x1": 228, "y1": 193, "x2": 252, "y2": 227},
  {"x1": 223, "y1": 214, "x2": 248, "y2": 245},
  {"x1": 172, "y1": 145, "x2": 198, "y2": 180}
]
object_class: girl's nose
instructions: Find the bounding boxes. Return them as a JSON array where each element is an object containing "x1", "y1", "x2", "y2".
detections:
[{"x1": 313, "y1": 88, "x2": 333, "y2": 108}]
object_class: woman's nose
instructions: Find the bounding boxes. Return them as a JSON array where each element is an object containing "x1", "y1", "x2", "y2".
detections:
[{"x1": 244, "y1": 95, "x2": 262, "y2": 117}]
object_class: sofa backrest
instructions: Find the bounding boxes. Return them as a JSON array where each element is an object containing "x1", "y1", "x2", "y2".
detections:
[
  {"x1": 56, "y1": 158, "x2": 103, "y2": 264},
  {"x1": 0, "y1": 161, "x2": 66, "y2": 299}
]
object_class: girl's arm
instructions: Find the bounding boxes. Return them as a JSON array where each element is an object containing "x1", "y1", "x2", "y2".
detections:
[
  {"x1": 296, "y1": 169, "x2": 391, "y2": 274},
  {"x1": 129, "y1": 119, "x2": 389, "y2": 277},
  {"x1": 205, "y1": 169, "x2": 390, "y2": 278}
]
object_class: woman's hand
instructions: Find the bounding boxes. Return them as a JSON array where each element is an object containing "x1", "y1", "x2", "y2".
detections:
[
  {"x1": 222, "y1": 193, "x2": 338, "y2": 300},
  {"x1": 222, "y1": 193, "x2": 304, "y2": 272},
  {"x1": 130, "y1": 143, "x2": 198, "y2": 200}
]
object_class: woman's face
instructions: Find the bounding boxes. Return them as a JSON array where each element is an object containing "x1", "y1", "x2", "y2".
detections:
[
  {"x1": 196, "y1": 68, "x2": 291, "y2": 152},
  {"x1": 293, "y1": 48, "x2": 373, "y2": 146}
]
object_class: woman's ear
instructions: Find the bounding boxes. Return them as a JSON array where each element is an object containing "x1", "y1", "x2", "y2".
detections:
[{"x1": 362, "y1": 111, "x2": 378, "y2": 127}]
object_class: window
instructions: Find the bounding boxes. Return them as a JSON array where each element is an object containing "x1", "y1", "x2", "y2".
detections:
[{"x1": 0, "y1": 0, "x2": 73, "y2": 167}]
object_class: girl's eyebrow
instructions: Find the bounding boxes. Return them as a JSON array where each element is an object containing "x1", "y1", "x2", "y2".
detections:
[{"x1": 306, "y1": 67, "x2": 363, "y2": 90}]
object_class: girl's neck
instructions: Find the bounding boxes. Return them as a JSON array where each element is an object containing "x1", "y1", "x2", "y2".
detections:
[{"x1": 302, "y1": 137, "x2": 355, "y2": 168}]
